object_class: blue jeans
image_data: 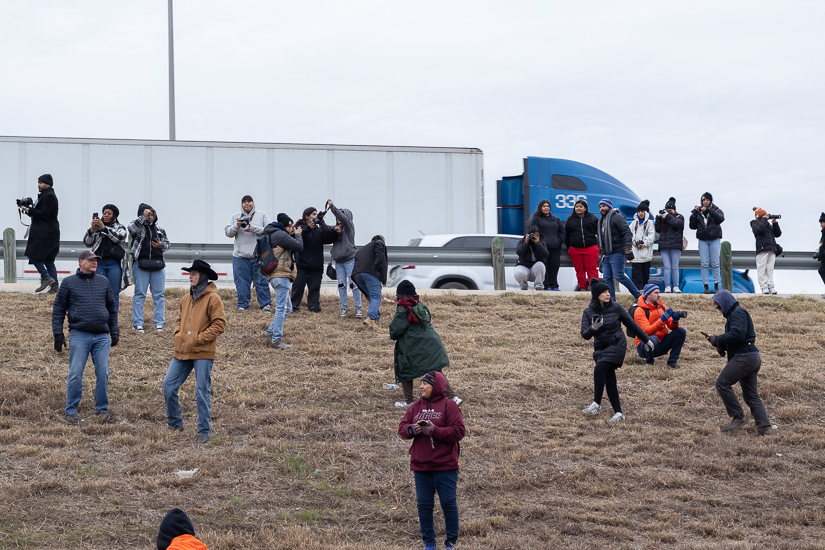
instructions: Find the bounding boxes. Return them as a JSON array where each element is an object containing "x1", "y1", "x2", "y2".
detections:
[
  {"x1": 97, "y1": 259, "x2": 122, "y2": 313},
  {"x1": 132, "y1": 265, "x2": 165, "y2": 327},
  {"x1": 65, "y1": 330, "x2": 111, "y2": 415},
  {"x1": 233, "y1": 256, "x2": 271, "y2": 309},
  {"x1": 163, "y1": 358, "x2": 213, "y2": 435},
  {"x1": 601, "y1": 253, "x2": 640, "y2": 299},
  {"x1": 414, "y1": 470, "x2": 459, "y2": 548},
  {"x1": 637, "y1": 327, "x2": 687, "y2": 364},
  {"x1": 267, "y1": 277, "x2": 293, "y2": 341},
  {"x1": 660, "y1": 249, "x2": 682, "y2": 289},
  {"x1": 353, "y1": 272, "x2": 382, "y2": 321},
  {"x1": 335, "y1": 259, "x2": 362, "y2": 312},
  {"x1": 698, "y1": 238, "x2": 721, "y2": 285},
  {"x1": 31, "y1": 260, "x2": 58, "y2": 282}
]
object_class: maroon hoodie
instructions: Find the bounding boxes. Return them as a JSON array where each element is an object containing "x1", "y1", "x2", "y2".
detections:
[{"x1": 397, "y1": 371, "x2": 466, "y2": 471}]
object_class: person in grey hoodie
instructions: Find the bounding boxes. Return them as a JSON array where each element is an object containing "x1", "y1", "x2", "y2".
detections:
[
  {"x1": 327, "y1": 199, "x2": 363, "y2": 318},
  {"x1": 225, "y1": 195, "x2": 272, "y2": 311}
]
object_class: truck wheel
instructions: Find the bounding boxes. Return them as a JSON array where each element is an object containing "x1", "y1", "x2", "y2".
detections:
[{"x1": 438, "y1": 281, "x2": 470, "y2": 290}]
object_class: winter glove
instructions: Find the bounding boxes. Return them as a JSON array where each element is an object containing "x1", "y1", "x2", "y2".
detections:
[
  {"x1": 406, "y1": 425, "x2": 417, "y2": 438},
  {"x1": 419, "y1": 421, "x2": 435, "y2": 436},
  {"x1": 54, "y1": 334, "x2": 66, "y2": 352},
  {"x1": 707, "y1": 334, "x2": 718, "y2": 347},
  {"x1": 625, "y1": 246, "x2": 634, "y2": 261},
  {"x1": 644, "y1": 340, "x2": 655, "y2": 352},
  {"x1": 590, "y1": 316, "x2": 604, "y2": 331},
  {"x1": 671, "y1": 312, "x2": 680, "y2": 323},
  {"x1": 660, "y1": 309, "x2": 673, "y2": 323},
  {"x1": 110, "y1": 333, "x2": 119, "y2": 347}
]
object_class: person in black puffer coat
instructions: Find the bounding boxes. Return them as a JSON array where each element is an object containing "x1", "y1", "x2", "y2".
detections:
[
  {"x1": 689, "y1": 192, "x2": 725, "y2": 293},
  {"x1": 21, "y1": 174, "x2": 61, "y2": 293},
  {"x1": 750, "y1": 207, "x2": 782, "y2": 294},
  {"x1": 528, "y1": 199, "x2": 566, "y2": 290},
  {"x1": 654, "y1": 197, "x2": 685, "y2": 293},
  {"x1": 564, "y1": 199, "x2": 600, "y2": 291},
  {"x1": 291, "y1": 206, "x2": 337, "y2": 313},
  {"x1": 818, "y1": 212, "x2": 825, "y2": 295},
  {"x1": 580, "y1": 278, "x2": 652, "y2": 422}
]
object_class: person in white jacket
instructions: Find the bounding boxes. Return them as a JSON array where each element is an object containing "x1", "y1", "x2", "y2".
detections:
[
  {"x1": 630, "y1": 200, "x2": 656, "y2": 290},
  {"x1": 224, "y1": 195, "x2": 272, "y2": 311}
]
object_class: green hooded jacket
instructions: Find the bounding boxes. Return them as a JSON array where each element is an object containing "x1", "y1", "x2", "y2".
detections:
[{"x1": 389, "y1": 302, "x2": 449, "y2": 383}]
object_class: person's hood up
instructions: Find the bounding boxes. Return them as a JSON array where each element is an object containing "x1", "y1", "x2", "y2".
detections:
[
  {"x1": 712, "y1": 289, "x2": 738, "y2": 317},
  {"x1": 427, "y1": 371, "x2": 447, "y2": 403},
  {"x1": 337, "y1": 208, "x2": 353, "y2": 222},
  {"x1": 157, "y1": 508, "x2": 195, "y2": 550},
  {"x1": 137, "y1": 202, "x2": 158, "y2": 223}
]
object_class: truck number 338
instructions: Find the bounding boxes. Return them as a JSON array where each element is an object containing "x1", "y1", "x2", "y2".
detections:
[{"x1": 555, "y1": 194, "x2": 588, "y2": 209}]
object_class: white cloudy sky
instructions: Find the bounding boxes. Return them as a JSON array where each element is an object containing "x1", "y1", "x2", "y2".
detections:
[{"x1": 2, "y1": 1, "x2": 823, "y2": 291}]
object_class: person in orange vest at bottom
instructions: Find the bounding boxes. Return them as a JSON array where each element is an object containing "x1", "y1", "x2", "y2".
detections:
[{"x1": 157, "y1": 508, "x2": 208, "y2": 550}]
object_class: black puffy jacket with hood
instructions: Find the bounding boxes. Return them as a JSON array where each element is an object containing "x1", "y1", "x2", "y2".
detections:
[
  {"x1": 655, "y1": 211, "x2": 685, "y2": 250},
  {"x1": 688, "y1": 193, "x2": 725, "y2": 241},
  {"x1": 751, "y1": 217, "x2": 781, "y2": 255},
  {"x1": 581, "y1": 298, "x2": 649, "y2": 365},
  {"x1": 712, "y1": 290, "x2": 758, "y2": 360},
  {"x1": 565, "y1": 208, "x2": 600, "y2": 249},
  {"x1": 529, "y1": 212, "x2": 566, "y2": 250}
]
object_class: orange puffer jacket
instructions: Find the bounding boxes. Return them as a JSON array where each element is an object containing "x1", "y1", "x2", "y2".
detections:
[
  {"x1": 169, "y1": 534, "x2": 208, "y2": 549},
  {"x1": 633, "y1": 295, "x2": 679, "y2": 346}
]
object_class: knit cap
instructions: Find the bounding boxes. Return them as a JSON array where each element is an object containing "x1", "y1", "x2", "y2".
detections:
[
  {"x1": 421, "y1": 372, "x2": 437, "y2": 387},
  {"x1": 665, "y1": 197, "x2": 676, "y2": 210},
  {"x1": 636, "y1": 200, "x2": 650, "y2": 213},
  {"x1": 589, "y1": 278, "x2": 610, "y2": 300},
  {"x1": 598, "y1": 198, "x2": 613, "y2": 209},
  {"x1": 753, "y1": 207, "x2": 766, "y2": 219},
  {"x1": 397, "y1": 280, "x2": 416, "y2": 297},
  {"x1": 38, "y1": 174, "x2": 53, "y2": 186},
  {"x1": 701, "y1": 192, "x2": 713, "y2": 203},
  {"x1": 642, "y1": 283, "x2": 659, "y2": 301},
  {"x1": 819, "y1": 212, "x2": 825, "y2": 223},
  {"x1": 277, "y1": 213, "x2": 293, "y2": 227}
]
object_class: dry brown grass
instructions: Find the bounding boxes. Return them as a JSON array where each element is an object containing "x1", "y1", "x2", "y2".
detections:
[{"x1": 1, "y1": 289, "x2": 825, "y2": 549}]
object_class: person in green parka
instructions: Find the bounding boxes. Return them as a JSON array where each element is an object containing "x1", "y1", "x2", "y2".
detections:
[{"x1": 390, "y1": 280, "x2": 462, "y2": 409}]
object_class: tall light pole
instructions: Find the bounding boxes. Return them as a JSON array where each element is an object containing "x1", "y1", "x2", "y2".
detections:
[{"x1": 168, "y1": 0, "x2": 176, "y2": 140}]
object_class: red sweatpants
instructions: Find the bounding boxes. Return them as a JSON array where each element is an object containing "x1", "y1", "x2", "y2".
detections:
[{"x1": 568, "y1": 245, "x2": 600, "y2": 290}]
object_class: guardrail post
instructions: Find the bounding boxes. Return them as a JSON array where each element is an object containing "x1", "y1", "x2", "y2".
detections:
[
  {"x1": 3, "y1": 228, "x2": 16, "y2": 283},
  {"x1": 721, "y1": 240, "x2": 732, "y2": 292},
  {"x1": 492, "y1": 237, "x2": 505, "y2": 290}
]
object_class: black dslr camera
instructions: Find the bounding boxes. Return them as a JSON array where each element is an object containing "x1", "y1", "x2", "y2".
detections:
[
  {"x1": 635, "y1": 240, "x2": 644, "y2": 247},
  {"x1": 239, "y1": 215, "x2": 251, "y2": 229},
  {"x1": 528, "y1": 232, "x2": 538, "y2": 240},
  {"x1": 815, "y1": 251, "x2": 822, "y2": 261},
  {"x1": 671, "y1": 310, "x2": 688, "y2": 318},
  {"x1": 767, "y1": 214, "x2": 781, "y2": 220},
  {"x1": 658, "y1": 209, "x2": 667, "y2": 216},
  {"x1": 16, "y1": 197, "x2": 33, "y2": 209}
]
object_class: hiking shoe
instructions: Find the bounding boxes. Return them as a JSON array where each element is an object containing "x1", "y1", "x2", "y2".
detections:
[
  {"x1": 134, "y1": 325, "x2": 145, "y2": 334},
  {"x1": 395, "y1": 401, "x2": 412, "y2": 409},
  {"x1": 95, "y1": 411, "x2": 116, "y2": 422},
  {"x1": 155, "y1": 324, "x2": 163, "y2": 332},
  {"x1": 757, "y1": 426, "x2": 773, "y2": 436},
  {"x1": 262, "y1": 304, "x2": 271, "y2": 312},
  {"x1": 48, "y1": 282, "x2": 59, "y2": 294},
  {"x1": 673, "y1": 287, "x2": 682, "y2": 293},
  {"x1": 270, "y1": 339, "x2": 293, "y2": 350},
  {"x1": 722, "y1": 414, "x2": 749, "y2": 432},
  {"x1": 582, "y1": 402, "x2": 601, "y2": 415},
  {"x1": 65, "y1": 413, "x2": 81, "y2": 425},
  {"x1": 667, "y1": 361, "x2": 680, "y2": 369},
  {"x1": 35, "y1": 276, "x2": 56, "y2": 293},
  {"x1": 703, "y1": 284, "x2": 711, "y2": 295},
  {"x1": 168, "y1": 425, "x2": 183, "y2": 432},
  {"x1": 769, "y1": 287, "x2": 777, "y2": 295},
  {"x1": 355, "y1": 309, "x2": 363, "y2": 318},
  {"x1": 452, "y1": 396, "x2": 463, "y2": 407},
  {"x1": 363, "y1": 318, "x2": 379, "y2": 328},
  {"x1": 196, "y1": 433, "x2": 209, "y2": 444},
  {"x1": 609, "y1": 412, "x2": 626, "y2": 423},
  {"x1": 340, "y1": 309, "x2": 348, "y2": 317}
]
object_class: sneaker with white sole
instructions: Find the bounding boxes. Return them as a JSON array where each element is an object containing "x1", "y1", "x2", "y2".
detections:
[
  {"x1": 534, "y1": 283, "x2": 544, "y2": 291},
  {"x1": 582, "y1": 402, "x2": 601, "y2": 415},
  {"x1": 664, "y1": 285, "x2": 671, "y2": 293},
  {"x1": 673, "y1": 287, "x2": 682, "y2": 293},
  {"x1": 452, "y1": 396, "x2": 463, "y2": 406},
  {"x1": 609, "y1": 412, "x2": 626, "y2": 422},
  {"x1": 355, "y1": 309, "x2": 363, "y2": 318},
  {"x1": 762, "y1": 288, "x2": 770, "y2": 294},
  {"x1": 155, "y1": 325, "x2": 163, "y2": 332},
  {"x1": 340, "y1": 309, "x2": 348, "y2": 318},
  {"x1": 134, "y1": 325, "x2": 144, "y2": 334},
  {"x1": 262, "y1": 304, "x2": 271, "y2": 312},
  {"x1": 395, "y1": 401, "x2": 412, "y2": 409},
  {"x1": 769, "y1": 287, "x2": 777, "y2": 295}
]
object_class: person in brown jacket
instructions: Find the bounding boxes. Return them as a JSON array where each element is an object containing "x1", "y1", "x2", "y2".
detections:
[{"x1": 162, "y1": 260, "x2": 226, "y2": 444}]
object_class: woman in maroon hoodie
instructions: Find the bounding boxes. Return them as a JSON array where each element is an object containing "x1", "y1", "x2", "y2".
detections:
[{"x1": 398, "y1": 371, "x2": 466, "y2": 550}]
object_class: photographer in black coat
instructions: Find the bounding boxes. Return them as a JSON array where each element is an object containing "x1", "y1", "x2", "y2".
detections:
[
  {"x1": 654, "y1": 197, "x2": 685, "y2": 293},
  {"x1": 750, "y1": 207, "x2": 782, "y2": 294},
  {"x1": 291, "y1": 207, "x2": 337, "y2": 313},
  {"x1": 514, "y1": 227, "x2": 549, "y2": 290},
  {"x1": 817, "y1": 212, "x2": 825, "y2": 295},
  {"x1": 689, "y1": 192, "x2": 725, "y2": 294},
  {"x1": 20, "y1": 174, "x2": 60, "y2": 293}
]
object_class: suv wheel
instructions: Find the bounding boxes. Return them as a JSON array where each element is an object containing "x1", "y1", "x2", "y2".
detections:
[{"x1": 438, "y1": 281, "x2": 470, "y2": 290}]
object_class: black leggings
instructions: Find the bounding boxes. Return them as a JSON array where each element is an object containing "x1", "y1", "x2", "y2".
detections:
[
  {"x1": 593, "y1": 361, "x2": 622, "y2": 414},
  {"x1": 543, "y1": 248, "x2": 562, "y2": 289},
  {"x1": 819, "y1": 261, "x2": 825, "y2": 286}
]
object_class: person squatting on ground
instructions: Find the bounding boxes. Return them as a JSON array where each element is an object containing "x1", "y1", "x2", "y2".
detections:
[
  {"x1": 581, "y1": 278, "x2": 652, "y2": 422},
  {"x1": 514, "y1": 226, "x2": 549, "y2": 290},
  {"x1": 163, "y1": 260, "x2": 226, "y2": 444},
  {"x1": 528, "y1": 199, "x2": 566, "y2": 291},
  {"x1": 818, "y1": 212, "x2": 825, "y2": 296},
  {"x1": 20, "y1": 174, "x2": 61, "y2": 294},
  {"x1": 52, "y1": 250, "x2": 119, "y2": 424},
  {"x1": 655, "y1": 197, "x2": 684, "y2": 293},
  {"x1": 291, "y1": 206, "x2": 336, "y2": 313},
  {"x1": 597, "y1": 198, "x2": 641, "y2": 300},
  {"x1": 689, "y1": 192, "x2": 725, "y2": 294},
  {"x1": 225, "y1": 195, "x2": 272, "y2": 312},
  {"x1": 390, "y1": 280, "x2": 460, "y2": 409},
  {"x1": 706, "y1": 289, "x2": 771, "y2": 436},
  {"x1": 629, "y1": 200, "x2": 655, "y2": 290},
  {"x1": 564, "y1": 199, "x2": 600, "y2": 291},
  {"x1": 398, "y1": 371, "x2": 466, "y2": 550},
  {"x1": 634, "y1": 284, "x2": 686, "y2": 369},
  {"x1": 82, "y1": 204, "x2": 130, "y2": 313},
  {"x1": 263, "y1": 213, "x2": 303, "y2": 349},
  {"x1": 128, "y1": 203, "x2": 171, "y2": 333},
  {"x1": 327, "y1": 199, "x2": 363, "y2": 318},
  {"x1": 352, "y1": 234, "x2": 388, "y2": 328},
  {"x1": 751, "y1": 207, "x2": 782, "y2": 295},
  {"x1": 157, "y1": 508, "x2": 208, "y2": 550}
]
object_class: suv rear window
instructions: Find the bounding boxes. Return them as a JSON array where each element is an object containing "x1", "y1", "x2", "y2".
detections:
[
  {"x1": 408, "y1": 238, "x2": 422, "y2": 246},
  {"x1": 443, "y1": 237, "x2": 466, "y2": 247}
]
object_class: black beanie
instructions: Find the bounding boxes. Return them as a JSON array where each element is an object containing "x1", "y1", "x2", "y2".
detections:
[
  {"x1": 102, "y1": 204, "x2": 119, "y2": 221},
  {"x1": 421, "y1": 372, "x2": 436, "y2": 387},
  {"x1": 701, "y1": 191, "x2": 713, "y2": 203},
  {"x1": 665, "y1": 197, "x2": 676, "y2": 210},
  {"x1": 820, "y1": 212, "x2": 825, "y2": 224},
  {"x1": 636, "y1": 200, "x2": 650, "y2": 213},
  {"x1": 397, "y1": 280, "x2": 416, "y2": 297},
  {"x1": 277, "y1": 213, "x2": 293, "y2": 227},
  {"x1": 589, "y1": 278, "x2": 610, "y2": 301},
  {"x1": 38, "y1": 174, "x2": 53, "y2": 186},
  {"x1": 241, "y1": 195, "x2": 253, "y2": 203},
  {"x1": 157, "y1": 508, "x2": 195, "y2": 550}
]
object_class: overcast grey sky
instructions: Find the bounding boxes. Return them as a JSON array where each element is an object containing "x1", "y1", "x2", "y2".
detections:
[{"x1": 2, "y1": 1, "x2": 823, "y2": 290}]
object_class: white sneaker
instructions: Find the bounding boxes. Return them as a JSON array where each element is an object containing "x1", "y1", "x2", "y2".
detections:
[
  {"x1": 155, "y1": 324, "x2": 163, "y2": 332},
  {"x1": 609, "y1": 412, "x2": 626, "y2": 423},
  {"x1": 134, "y1": 326, "x2": 144, "y2": 334},
  {"x1": 355, "y1": 309, "x2": 363, "y2": 318},
  {"x1": 394, "y1": 401, "x2": 412, "y2": 409},
  {"x1": 452, "y1": 396, "x2": 463, "y2": 406},
  {"x1": 673, "y1": 287, "x2": 682, "y2": 293},
  {"x1": 582, "y1": 402, "x2": 601, "y2": 415},
  {"x1": 340, "y1": 309, "x2": 347, "y2": 317},
  {"x1": 762, "y1": 288, "x2": 770, "y2": 294},
  {"x1": 664, "y1": 286, "x2": 671, "y2": 293},
  {"x1": 769, "y1": 287, "x2": 777, "y2": 295}
]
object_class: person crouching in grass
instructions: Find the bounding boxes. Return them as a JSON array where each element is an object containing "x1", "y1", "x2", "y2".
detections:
[
  {"x1": 390, "y1": 280, "x2": 461, "y2": 409},
  {"x1": 398, "y1": 371, "x2": 466, "y2": 550}
]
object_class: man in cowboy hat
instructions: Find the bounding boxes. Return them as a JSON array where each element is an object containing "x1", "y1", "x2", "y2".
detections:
[{"x1": 162, "y1": 260, "x2": 226, "y2": 444}]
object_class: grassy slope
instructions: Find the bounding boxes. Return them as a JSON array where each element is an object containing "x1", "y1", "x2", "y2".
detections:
[{"x1": 1, "y1": 290, "x2": 824, "y2": 549}]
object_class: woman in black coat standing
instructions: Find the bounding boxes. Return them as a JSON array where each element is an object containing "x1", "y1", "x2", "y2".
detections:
[
  {"x1": 529, "y1": 199, "x2": 566, "y2": 291},
  {"x1": 581, "y1": 278, "x2": 653, "y2": 422},
  {"x1": 21, "y1": 174, "x2": 60, "y2": 294}
]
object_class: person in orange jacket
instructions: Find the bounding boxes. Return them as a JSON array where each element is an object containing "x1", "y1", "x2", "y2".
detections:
[
  {"x1": 634, "y1": 284, "x2": 686, "y2": 369},
  {"x1": 157, "y1": 508, "x2": 208, "y2": 550}
]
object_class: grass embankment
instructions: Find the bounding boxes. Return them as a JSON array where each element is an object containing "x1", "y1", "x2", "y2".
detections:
[{"x1": 1, "y1": 290, "x2": 825, "y2": 549}]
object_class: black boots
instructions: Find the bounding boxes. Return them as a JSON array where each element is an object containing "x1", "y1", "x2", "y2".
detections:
[{"x1": 35, "y1": 275, "x2": 55, "y2": 293}]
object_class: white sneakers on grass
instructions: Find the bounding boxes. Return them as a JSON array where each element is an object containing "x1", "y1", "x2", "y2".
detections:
[
  {"x1": 582, "y1": 402, "x2": 601, "y2": 415},
  {"x1": 609, "y1": 412, "x2": 626, "y2": 423}
]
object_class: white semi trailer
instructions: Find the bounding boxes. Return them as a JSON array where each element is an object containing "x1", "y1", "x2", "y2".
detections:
[{"x1": 1, "y1": 136, "x2": 483, "y2": 282}]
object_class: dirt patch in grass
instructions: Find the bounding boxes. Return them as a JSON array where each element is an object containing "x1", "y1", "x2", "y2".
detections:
[{"x1": 1, "y1": 290, "x2": 825, "y2": 548}]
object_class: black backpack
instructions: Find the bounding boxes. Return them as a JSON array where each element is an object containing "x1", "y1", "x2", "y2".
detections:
[{"x1": 626, "y1": 303, "x2": 651, "y2": 337}]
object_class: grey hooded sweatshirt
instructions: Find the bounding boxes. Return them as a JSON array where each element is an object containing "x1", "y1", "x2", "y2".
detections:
[{"x1": 329, "y1": 204, "x2": 356, "y2": 263}]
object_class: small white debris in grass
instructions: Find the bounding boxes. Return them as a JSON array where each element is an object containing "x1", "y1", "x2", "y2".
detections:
[
  {"x1": 776, "y1": 454, "x2": 782, "y2": 457},
  {"x1": 174, "y1": 468, "x2": 198, "y2": 479},
  {"x1": 772, "y1": 425, "x2": 778, "y2": 429}
]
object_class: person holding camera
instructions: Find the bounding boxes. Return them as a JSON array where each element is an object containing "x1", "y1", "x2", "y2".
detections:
[
  {"x1": 52, "y1": 250, "x2": 119, "y2": 424},
  {"x1": 19, "y1": 174, "x2": 60, "y2": 293},
  {"x1": 163, "y1": 260, "x2": 226, "y2": 444},
  {"x1": 291, "y1": 206, "x2": 336, "y2": 313},
  {"x1": 689, "y1": 192, "x2": 725, "y2": 294},
  {"x1": 751, "y1": 207, "x2": 782, "y2": 295},
  {"x1": 327, "y1": 199, "x2": 363, "y2": 318},
  {"x1": 83, "y1": 204, "x2": 129, "y2": 313},
  {"x1": 818, "y1": 212, "x2": 825, "y2": 296},
  {"x1": 633, "y1": 284, "x2": 686, "y2": 369},
  {"x1": 225, "y1": 195, "x2": 272, "y2": 312},
  {"x1": 655, "y1": 197, "x2": 684, "y2": 293},
  {"x1": 629, "y1": 200, "x2": 655, "y2": 290},
  {"x1": 263, "y1": 213, "x2": 303, "y2": 349},
  {"x1": 581, "y1": 278, "x2": 653, "y2": 422},
  {"x1": 128, "y1": 203, "x2": 170, "y2": 333},
  {"x1": 514, "y1": 226, "x2": 549, "y2": 290},
  {"x1": 352, "y1": 235, "x2": 388, "y2": 328},
  {"x1": 397, "y1": 370, "x2": 466, "y2": 550},
  {"x1": 597, "y1": 198, "x2": 641, "y2": 300},
  {"x1": 528, "y1": 199, "x2": 565, "y2": 291},
  {"x1": 564, "y1": 199, "x2": 600, "y2": 292},
  {"x1": 706, "y1": 289, "x2": 771, "y2": 436}
]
